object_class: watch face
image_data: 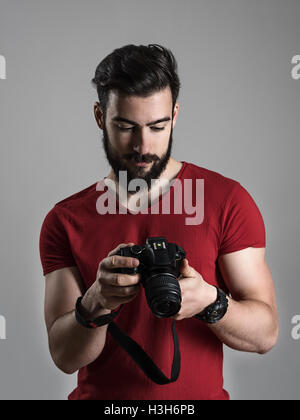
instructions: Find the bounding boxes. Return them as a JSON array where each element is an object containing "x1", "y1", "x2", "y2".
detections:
[{"x1": 206, "y1": 305, "x2": 227, "y2": 323}]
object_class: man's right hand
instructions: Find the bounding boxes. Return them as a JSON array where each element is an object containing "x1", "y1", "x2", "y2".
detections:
[{"x1": 80, "y1": 243, "x2": 141, "y2": 317}]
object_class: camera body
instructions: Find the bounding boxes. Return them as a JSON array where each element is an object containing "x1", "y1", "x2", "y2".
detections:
[{"x1": 115, "y1": 237, "x2": 186, "y2": 318}]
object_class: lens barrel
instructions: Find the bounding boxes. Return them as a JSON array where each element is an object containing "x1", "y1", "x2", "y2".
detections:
[{"x1": 144, "y1": 273, "x2": 182, "y2": 318}]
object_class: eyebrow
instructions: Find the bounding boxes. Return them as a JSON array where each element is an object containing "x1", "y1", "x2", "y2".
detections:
[{"x1": 111, "y1": 116, "x2": 171, "y2": 126}]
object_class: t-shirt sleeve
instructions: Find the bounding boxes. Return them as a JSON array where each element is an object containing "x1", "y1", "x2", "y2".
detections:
[
  {"x1": 39, "y1": 206, "x2": 77, "y2": 276},
  {"x1": 218, "y1": 183, "x2": 266, "y2": 256}
]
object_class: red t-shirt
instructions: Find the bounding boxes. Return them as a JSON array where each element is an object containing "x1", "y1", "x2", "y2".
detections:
[{"x1": 39, "y1": 161, "x2": 266, "y2": 400}]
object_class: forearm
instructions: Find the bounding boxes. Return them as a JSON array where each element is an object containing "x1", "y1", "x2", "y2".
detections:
[
  {"x1": 207, "y1": 296, "x2": 278, "y2": 354},
  {"x1": 48, "y1": 307, "x2": 110, "y2": 374}
]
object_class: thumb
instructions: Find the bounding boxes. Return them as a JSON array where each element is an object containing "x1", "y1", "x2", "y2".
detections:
[{"x1": 179, "y1": 258, "x2": 193, "y2": 278}]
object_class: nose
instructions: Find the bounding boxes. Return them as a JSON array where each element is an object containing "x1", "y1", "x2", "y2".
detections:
[{"x1": 132, "y1": 128, "x2": 152, "y2": 155}]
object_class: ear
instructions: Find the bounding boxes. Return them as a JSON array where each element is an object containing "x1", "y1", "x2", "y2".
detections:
[
  {"x1": 94, "y1": 102, "x2": 104, "y2": 130},
  {"x1": 172, "y1": 102, "x2": 179, "y2": 129}
]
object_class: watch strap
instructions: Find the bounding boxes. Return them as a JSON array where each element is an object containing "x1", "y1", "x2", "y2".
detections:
[{"x1": 194, "y1": 286, "x2": 228, "y2": 324}]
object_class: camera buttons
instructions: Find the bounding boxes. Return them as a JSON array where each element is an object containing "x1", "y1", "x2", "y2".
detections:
[{"x1": 130, "y1": 245, "x2": 143, "y2": 255}]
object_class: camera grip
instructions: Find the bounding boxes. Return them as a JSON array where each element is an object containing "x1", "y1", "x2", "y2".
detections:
[{"x1": 114, "y1": 246, "x2": 140, "y2": 275}]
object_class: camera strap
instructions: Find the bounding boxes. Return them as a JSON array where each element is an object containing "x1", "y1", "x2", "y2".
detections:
[
  {"x1": 108, "y1": 319, "x2": 180, "y2": 385},
  {"x1": 75, "y1": 297, "x2": 181, "y2": 384}
]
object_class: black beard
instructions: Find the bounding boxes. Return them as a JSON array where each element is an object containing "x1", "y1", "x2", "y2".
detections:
[{"x1": 101, "y1": 123, "x2": 174, "y2": 192}]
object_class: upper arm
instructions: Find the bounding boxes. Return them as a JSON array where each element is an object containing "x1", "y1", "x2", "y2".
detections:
[
  {"x1": 217, "y1": 247, "x2": 277, "y2": 312},
  {"x1": 44, "y1": 266, "x2": 86, "y2": 334}
]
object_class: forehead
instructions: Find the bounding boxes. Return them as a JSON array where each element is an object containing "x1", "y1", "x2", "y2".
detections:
[{"x1": 106, "y1": 86, "x2": 173, "y2": 123}]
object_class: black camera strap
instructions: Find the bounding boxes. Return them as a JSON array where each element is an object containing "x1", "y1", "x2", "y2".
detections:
[
  {"x1": 108, "y1": 319, "x2": 180, "y2": 385},
  {"x1": 75, "y1": 287, "x2": 228, "y2": 385},
  {"x1": 75, "y1": 297, "x2": 181, "y2": 385}
]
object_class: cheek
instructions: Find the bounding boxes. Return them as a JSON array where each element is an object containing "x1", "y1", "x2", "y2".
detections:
[
  {"x1": 108, "y1": 132, "x2": 131, "y2": 151},
  {"x1": 154, "y1": 131, "x2": 170, "y2": 148}
]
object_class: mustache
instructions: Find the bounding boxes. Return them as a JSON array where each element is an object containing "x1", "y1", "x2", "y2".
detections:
[{"x1": 124, "y1": 154, "x2": 159, "y2": 163}]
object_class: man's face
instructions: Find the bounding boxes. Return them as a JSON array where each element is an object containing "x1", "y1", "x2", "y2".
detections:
[{"x1": 97, "y1": 86, "x2": 178, "y2": 191}]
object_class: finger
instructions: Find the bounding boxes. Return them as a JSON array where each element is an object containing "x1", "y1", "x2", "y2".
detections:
[
  {"x1": 107, "y1": 242, "x2": 135, "y2": 257},
  {"x1": 100, "y1": 271, "x2": 140, "y2": 287},
  {"x1": 101, "y1": 254, "x2": 139, "y2": 271}
]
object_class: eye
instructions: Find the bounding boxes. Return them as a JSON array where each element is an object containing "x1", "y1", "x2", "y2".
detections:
[
  {"x1": 118, "y1": 126, "x2": 135, "y2": 131},
  {"x1": 116, "y1": 125, "x2": 166, "y2": 132},
  {"x1": 151, "y1": 127, "x2": 165, "y2": 131}
]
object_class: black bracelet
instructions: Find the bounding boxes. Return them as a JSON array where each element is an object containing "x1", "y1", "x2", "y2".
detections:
[{"x1": 75, "y1": 297, "x2": 123, "y2": 329}]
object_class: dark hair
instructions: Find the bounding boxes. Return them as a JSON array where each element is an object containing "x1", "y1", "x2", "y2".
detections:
[{"x1": 91, "y1": 44, "x2": 181, "y2": 120}]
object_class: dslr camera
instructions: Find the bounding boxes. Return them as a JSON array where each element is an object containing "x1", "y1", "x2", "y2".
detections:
[{"x1": 115, "y1": 237, "x2": 186, "y2": 318}]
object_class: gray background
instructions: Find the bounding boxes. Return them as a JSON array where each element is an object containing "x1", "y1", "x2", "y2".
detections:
[{"x1": 0, "y1": 0, "x2": 299, "y2": 400}]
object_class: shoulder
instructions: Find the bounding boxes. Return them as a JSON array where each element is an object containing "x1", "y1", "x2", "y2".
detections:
[
  {"x1": 55, "y1": 182, "x2": 98, "y2": 209},
  {"x1": 42, "y1": 181, "x2": 100, "y2": 224},
  {"x1": 183, "y1": 161, "x2": 241, "y2": 201},
  {"x1": 184, "y1": 161, "x2": 238, "y2": 185}
]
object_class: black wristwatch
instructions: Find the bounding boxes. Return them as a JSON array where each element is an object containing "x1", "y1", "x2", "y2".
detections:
[{"x1": 194, "y1": 287, "x2": 229, "y2": 324}]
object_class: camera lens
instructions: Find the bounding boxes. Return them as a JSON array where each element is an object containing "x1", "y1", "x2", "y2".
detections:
[{"x1": 144, "y1": 274, "x2": 182, "y2": 318}]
